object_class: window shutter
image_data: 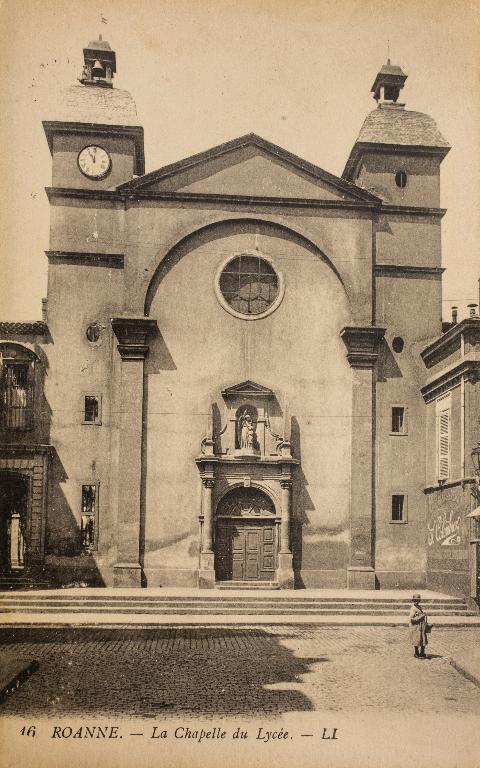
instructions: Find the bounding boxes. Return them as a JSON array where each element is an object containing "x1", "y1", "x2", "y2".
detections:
[{"x1": 438, "y1": 408, "x2": 450, "y2": 480}]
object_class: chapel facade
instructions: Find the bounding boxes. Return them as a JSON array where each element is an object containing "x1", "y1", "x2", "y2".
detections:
[{"x1": 1, "y1": 39, "x2": 479, "y2": 598}]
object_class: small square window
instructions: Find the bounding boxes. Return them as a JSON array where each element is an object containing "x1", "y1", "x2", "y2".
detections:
[
  {"x1": 82, "y1": 394, "x2": 102, "y2": 425},
  {"x1": 391, "y1": 406, "x2": 407, "y2": 434},
  {"x1": 391, "y1": 494, "x2": 407, "y2": 523}
]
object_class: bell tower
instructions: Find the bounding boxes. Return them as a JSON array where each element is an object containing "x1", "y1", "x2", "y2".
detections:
[
  {"x1": 79, "y1": 34, "x2": 116, "y2": 87},
  {"x1": 371, "y1": 59, "x2": 408, "y2": 105},
  {"x1": 343, "y1": 61, "x2": 449, "y2": 208},
  {"x1": 43, "y1": 36, "x2": 144, "y2": 190}
]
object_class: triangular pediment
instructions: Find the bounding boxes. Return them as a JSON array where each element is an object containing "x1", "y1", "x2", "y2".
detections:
[
  {"x1": 222, "y1": 380, "x2": 274, "y2": 399},
  {"x1": 117, "y1": 134, "x2": 378, "y2": 203}
]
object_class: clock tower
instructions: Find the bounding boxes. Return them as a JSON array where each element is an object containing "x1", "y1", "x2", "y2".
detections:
[{"x1": 43, "y1": 36, "x2": 144, "y2": 190}]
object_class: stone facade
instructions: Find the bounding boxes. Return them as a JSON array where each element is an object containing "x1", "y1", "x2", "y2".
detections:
[{"x1": 1, "y1": 41, "x2": 477, "y2": 601}]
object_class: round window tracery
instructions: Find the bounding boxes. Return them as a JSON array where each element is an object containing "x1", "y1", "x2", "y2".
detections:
[{"x1": 216, "y1": 253, "x2": 283, "y2": 319}]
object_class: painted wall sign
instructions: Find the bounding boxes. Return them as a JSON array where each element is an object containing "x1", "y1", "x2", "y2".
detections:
[{"x1": 427, "y1": 510, "x2": 461, "y2": 547}]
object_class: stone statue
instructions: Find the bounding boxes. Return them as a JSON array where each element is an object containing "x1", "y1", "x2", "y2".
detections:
[{"x1": 239, "y1": 409, "x2": 255, "y2": 449}]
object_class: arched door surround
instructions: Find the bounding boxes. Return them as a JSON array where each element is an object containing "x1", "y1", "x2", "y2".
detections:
[{"x1": 214, "y1": 487, "x2": 278, "y2": 582}]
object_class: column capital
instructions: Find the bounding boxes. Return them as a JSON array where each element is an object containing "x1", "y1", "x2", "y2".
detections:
[
  {"x1": 202, "y1": 478, "x2": 215, "y2": 489},
  {"x1": 340, "y1": 326, "x2": 386, "y2": 369},
  {"x1": 280, "y1": 479, "x2": 292, "y2": 489},
  {"x1": 111, "y1": 316, "x2": 158, "y2": 359}
]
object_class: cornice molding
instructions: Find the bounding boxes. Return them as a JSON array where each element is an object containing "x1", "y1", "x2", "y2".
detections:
[
  {"x1": 424, "y1": 477, "x2": 476, "y2": 494},
  {"x1": 375, "y1": 264, "x2": 444, "y2": 277},
  {"x1": 111, "y1": 316, "x2": 158, "y2": 360},
  {"x1": 45, "y1": 186, "x2": 380, "y2": 212},
  {"x1": 343, "y1": 141, "x2": 450, "y2": 180},
  {"x1": 340, "y1": 326, "x2": 386, "y2": 368},
  {"x1": 46, "y1": 250, "x2": 124, "y2": 268},
  {"x1": 0, "y1": 444, "x2": 54, "y2": 456},
  {"x1": 421, "y1": 359, "x2": 480, "y2": 403},
  {"x1": 421, "y1": 317, "x2": 480, "y2": 367},
  {"x1": 44, "y1": 187, "x2": 447, "y2": 221},
  {"x1": 379, "y1": 204, "x2": 447, "y2": 218},
  {"x1": 46, "y1": 187, "x2": 123, "y2": 203},
  {"x1": 195, "y1": 455, "x2": 299, "y2": 470}
]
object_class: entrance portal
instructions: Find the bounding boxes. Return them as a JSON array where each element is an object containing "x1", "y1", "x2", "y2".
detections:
[
  {"x1": 214, "y1": 488, "x2": 277, "y2": 582},
  {"x1": 0, "y1": 474, "x2": 28, "y2": 572}
]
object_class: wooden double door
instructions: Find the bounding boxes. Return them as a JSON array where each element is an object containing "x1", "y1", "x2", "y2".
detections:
[{"x1": 215, "y1": 519, "x2": 277, "y2": 582}]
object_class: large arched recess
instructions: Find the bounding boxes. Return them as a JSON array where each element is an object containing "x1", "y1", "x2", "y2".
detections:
[
  {"x1": 141, "y1": 217, "x2": 353, "y2": 588},
  {"x1": 144, "y1": 218, "x2": 348, "y2": 316}
]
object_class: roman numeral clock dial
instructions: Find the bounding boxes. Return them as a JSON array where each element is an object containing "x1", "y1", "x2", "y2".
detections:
[{"x1": 78, "y1": 145, "x2": 111, "y2": 179}]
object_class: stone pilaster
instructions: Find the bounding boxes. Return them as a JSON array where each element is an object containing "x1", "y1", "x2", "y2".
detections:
[
  {"x1": 199, "y1": 477, "x2": 216, "y2": 588},
  {"x1": 111, "y1": 316, "x2": 157, "y2": 587},
  {"x1": 277, "y1": 478, "x2": 294, "y2": 589},
  {"x1": 340, "y1": 325, "x2": 385, "y2": 589}
]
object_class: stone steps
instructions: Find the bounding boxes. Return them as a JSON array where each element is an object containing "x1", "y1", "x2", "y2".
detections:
[{"x1": 0, "y1": 592, "x2": 474, "y2": 616}]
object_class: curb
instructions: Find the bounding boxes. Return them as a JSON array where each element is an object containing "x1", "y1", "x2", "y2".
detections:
[
  {"x1": 0, "y1": 659, "x2": 39, "y2": 701},
  {"x1": 0, "y1": 618, "x2": 480, "y2": 629},
  {"x1": 448, "y1": 657, "x2": 480, "y2": 689}
]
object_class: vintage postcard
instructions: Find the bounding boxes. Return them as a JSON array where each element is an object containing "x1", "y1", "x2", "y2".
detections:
[{"x1": 0, "y1": 1, "x2": 479, "y2": 767}]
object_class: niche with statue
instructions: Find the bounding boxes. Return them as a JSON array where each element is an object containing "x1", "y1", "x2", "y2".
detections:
[{"x1": 199, "y1": 380, "x2": 292, "y2": 460}]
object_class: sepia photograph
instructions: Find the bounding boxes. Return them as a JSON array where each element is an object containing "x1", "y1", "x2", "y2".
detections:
[{"x1": 0, "y1": 1, "x2": 479, "y2": 766}]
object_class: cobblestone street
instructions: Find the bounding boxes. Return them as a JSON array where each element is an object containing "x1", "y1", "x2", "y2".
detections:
[{"x1": 1, "y1": 626, "x2": 479, "y2": 719}]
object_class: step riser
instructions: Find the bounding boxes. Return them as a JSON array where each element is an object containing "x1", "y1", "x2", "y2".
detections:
[
  {"x1": 0, "y1": 600, "x2": 469, "y2": 607},
  {"x1": 0, "y1": 608, "x2": 473, "y2": 616},
  {"x1": 0, "y1": 599, "x2": 468, "y2": 608},
  {"x1": 0, "y1": 595, "x2": 468, "y2": 604}
]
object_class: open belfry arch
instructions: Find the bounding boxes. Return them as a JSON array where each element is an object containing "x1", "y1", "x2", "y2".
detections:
[{"x1": 6, "y1": 36, "x2": 476, "y2": 601}]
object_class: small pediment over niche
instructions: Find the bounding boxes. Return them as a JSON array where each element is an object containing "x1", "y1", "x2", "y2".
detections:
[{"x1": 221, "y1": 380, "x2": 274, "y2": 399}]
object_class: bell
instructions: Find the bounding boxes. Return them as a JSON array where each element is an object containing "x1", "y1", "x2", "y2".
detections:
[{"x1": 92, "y1": 59, "x2": 104, "y2": 77}]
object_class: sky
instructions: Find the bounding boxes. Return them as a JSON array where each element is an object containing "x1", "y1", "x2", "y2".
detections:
[{"x1": 0, "y1": 0, "x2": 479, "y2": 320}]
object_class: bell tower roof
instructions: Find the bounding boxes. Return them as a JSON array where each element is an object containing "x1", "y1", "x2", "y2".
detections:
[
  {"x1": 46, "y1": 35, "x2": 140, "y2": 125},
  {"x1": 79, "y1": 34, "x2": 117, "y2": 88},
  {"x1": 371, "y1": 59, "x2": 408, "y2": 104}
]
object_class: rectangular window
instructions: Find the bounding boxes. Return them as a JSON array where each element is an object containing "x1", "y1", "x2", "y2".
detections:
[
  {"x1": 2, "y1": 362, "x2": 34, "y2": 429},
  {"x1": 81, "y1": 484, "x2": 97, "y2": 550},
  {"x1": 437, "y1": 407, "x2": 450, "y2": 480},
  {"x1": 391, "y1": 494, "x2": 406, "y2": 523},
  {"x1": 82, "y1": 394, "x2": 102, "y2": 425},
  {"x1": 391, "y1": 406, "x2": 407, "y2": 434}
]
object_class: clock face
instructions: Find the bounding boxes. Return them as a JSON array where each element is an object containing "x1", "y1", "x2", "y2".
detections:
[{"x1": 78, "y1": 146, "x2": 111, "y2": 179}]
